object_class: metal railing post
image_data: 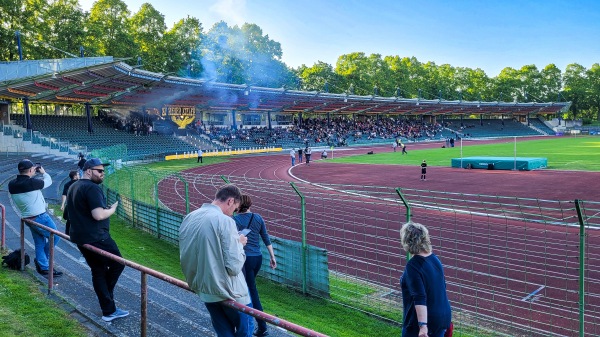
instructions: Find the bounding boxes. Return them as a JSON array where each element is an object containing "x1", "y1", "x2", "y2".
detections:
[
  {"x1": 47, "y1": 233, "x2": 55, "y2": 294},
  {"x1": 289, "y1": 182, "x2": 307, "y2": 295},
  {"x1": 141, "y1": 272, "x2": 148, "y2": 337},
  {"x1": 1, "y1": 204, "x2": 5, "y2": 250},
  {"x1": 176, "y1": 173, "x2": 189, "y2": 214},
  {"x1": 20, "y1": 219, "x2": 25, "y2": 270},
  {"x1": 574, "y1": 199, "x2": 585, "y2": 337},
  {"x1": 395, "y1": 188, "x2": 412, "y2": 260},
  {"x1": 129, "y1": 168, "x2": 135, "y2": 225}
]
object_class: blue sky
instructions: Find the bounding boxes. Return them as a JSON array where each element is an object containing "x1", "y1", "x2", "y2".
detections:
[{"x1": 78, "y1": 0, "x2": 600, "y2": 77}]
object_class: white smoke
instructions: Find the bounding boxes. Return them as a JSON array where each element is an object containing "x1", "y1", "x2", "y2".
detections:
[{"x1": 209, "y1": 0, "x2": 247, "y2": 26}]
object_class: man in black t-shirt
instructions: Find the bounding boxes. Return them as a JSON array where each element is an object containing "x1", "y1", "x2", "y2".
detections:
[
  {"x1": 65, "y1": 158, "x2": 128, "y2": 322},
  {"x1": 77, "y1": 153, "x2": 86, "y2": 177},
  {"x1": 61, "y1": 170, "x2": 79, "y2": 234},
  {"x1": 421, "y1": 160, "x2": 427, "y2": 181}
]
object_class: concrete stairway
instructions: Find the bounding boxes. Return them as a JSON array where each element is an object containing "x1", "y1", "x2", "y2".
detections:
[{"x1": 0, "y1": 155, "x2": 293, "y2": 337}]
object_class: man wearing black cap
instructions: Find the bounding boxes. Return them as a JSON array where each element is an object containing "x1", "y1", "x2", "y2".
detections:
[
  {"x1": 8, "y1": 159, "x2": 63, "y2": 277},
  {"x1": 65, "y1": 158, "x2": 128, "y2": 322}
]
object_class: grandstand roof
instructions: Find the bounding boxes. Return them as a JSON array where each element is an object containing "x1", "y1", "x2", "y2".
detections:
[{"x1": 0, "y1": 60, "x2": 571, "y2": 116}]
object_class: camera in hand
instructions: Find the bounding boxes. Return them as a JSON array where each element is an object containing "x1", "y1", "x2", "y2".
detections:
[{"x1": 35, "y1": 163, "x2": 41, "y2": 172}]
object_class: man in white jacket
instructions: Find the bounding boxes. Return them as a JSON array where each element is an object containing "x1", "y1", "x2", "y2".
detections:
[{"x1": 179, "y1": 184, "x2": 253, "y2": 337}]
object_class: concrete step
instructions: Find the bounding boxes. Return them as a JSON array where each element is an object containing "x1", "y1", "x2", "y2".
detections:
[{"x1": 1, "y1": 190, "x2": 293, "y2": 337}]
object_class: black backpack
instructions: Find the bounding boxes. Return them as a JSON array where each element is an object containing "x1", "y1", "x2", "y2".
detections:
[{"x1": 2, "y1": 249, "x2": 30, "y2": 270}]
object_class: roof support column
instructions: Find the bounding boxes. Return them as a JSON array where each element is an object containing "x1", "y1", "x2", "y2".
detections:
[
  {"x1": 231, "y1": 110, "x2": 237, "y2": 130},
  {"x1": 267, "y1": 111, "x2": 272, "y2": 130},
  {"x1": 298, "y1": 113, "x2": 302, "y2": 127},
  {"x1": 480, "y1": 114, "x2": 483, "y2": 126},
  {"x1": 85, "y1": 103, "x2": 94, "y2": 133},
  {"x1": 23, "y1": 97, "x2": 32, "y2": 130},
  {"x1": 327, "y1": 112, "x2": 330, "y2": 127}
]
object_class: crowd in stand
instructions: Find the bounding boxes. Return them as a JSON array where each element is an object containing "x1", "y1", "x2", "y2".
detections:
[
  {"x1": 202, "y1": 116, "x2": 444, "y2": 147},
  {"x1": 98, "y1": 111, "x2": 155, "y2": 136}
]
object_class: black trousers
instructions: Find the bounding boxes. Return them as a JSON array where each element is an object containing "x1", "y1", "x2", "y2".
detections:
[
  {"x1": 78, "y1": 237, "x2": 125, "y2": 316},
  {"x1": 197, "y1": 156, "x2": 203, "y2": 163}
]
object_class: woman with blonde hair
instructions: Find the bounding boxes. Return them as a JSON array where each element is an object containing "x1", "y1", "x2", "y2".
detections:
[{"x1": 400, "y1": 221, "x2": 452, "y2": 337}]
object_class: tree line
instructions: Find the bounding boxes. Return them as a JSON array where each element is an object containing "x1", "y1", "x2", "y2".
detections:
[{"x1": 1, "y1": 0, "x2": 598, "y2": 121}]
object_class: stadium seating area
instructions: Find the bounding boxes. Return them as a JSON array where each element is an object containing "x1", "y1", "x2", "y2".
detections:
[
  {"x1": 528, "y1": 117, "x2": 556, "y2": 135},
  {"x1": 9, "y1": 114, "x2": 198, "y2": 159},
  {"x1": 5, "y1": 114, "x2": 551, "y2": 159},
  {"x1": 445, "y1": 118, "x2": 542, "y2": 138}
]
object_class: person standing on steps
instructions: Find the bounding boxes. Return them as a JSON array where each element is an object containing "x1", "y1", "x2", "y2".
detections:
[
  {"x1": 66, "y1": 158, "x2": 128, "y2": 322},
  {"x1": 8, "y1": 159, "x2": 63, "y2": 277},
  {"x1": 61, "y1": 170, "x2": 79, "y2": 235},
  {"x1": 233, "y1": 194, "x2": 277, "y2": 337},
  {"x1": 179, "y1": 184, "x2": 254, "y2": 337}
]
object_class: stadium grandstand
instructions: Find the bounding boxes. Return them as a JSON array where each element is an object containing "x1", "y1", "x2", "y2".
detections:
[{"x1": 1, "y1": 58, "x2": 570, "y2": 158}]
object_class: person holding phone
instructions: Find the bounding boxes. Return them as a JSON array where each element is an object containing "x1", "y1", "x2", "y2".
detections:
[
  {"x1": 9, "y1": 159, "x2": 62, "y2": 277},
  {"x1": 66, "y1": 158, "x2": 128, "y2": 322},
  {"x1": 233, "y1": 194, "x2": 276, "y2": 337}
]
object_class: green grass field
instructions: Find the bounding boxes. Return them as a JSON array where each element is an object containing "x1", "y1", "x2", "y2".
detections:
[{"x1": 328, "y1": 136, "x2": 600, "y2": 171}]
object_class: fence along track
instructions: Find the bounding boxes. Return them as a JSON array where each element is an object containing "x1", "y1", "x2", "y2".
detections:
[{"x1": 109, "y1": 168, "x2": 600, "y2": 336}]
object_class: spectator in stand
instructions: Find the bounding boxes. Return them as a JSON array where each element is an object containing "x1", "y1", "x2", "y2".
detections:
[{"x1": 400, "y1": 221, "x2": 452, "y2": 337}]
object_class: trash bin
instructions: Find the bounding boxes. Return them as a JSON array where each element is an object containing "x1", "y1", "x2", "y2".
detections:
[{"x1": 487, "y1": 163, "x2": 494, "y2": 170}]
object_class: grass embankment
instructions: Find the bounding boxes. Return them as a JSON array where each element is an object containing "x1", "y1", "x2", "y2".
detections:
[
  {"x1": 0, "y1": 259, "x2": 88, "y2": 337},
  {"x1": 329, "y1": 136, "x2": 600, "y2": 171}
]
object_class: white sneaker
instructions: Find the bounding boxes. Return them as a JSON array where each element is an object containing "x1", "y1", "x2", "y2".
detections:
[{"x1": 102, "y1": 308, "x2": 129, "y2": 322}]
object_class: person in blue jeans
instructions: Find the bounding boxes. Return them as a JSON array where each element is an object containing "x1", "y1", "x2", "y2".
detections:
[
  {"x1": 8, "y1": 159, "x2": 62, "y2": 277},
  {"x1": 180, "y1": 184, "x2": 254, "y2": 337},
  {"x1": 400, "y1": 221, "x2": 451, "y2": 337},
  {"x1": 234, "y1": 195, "x2": 277, "y2": 337}
]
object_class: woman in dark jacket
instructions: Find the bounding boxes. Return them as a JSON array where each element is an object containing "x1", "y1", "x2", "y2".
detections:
[
  {"x1": 233, "y1": 195, "x2": 277, "y2": 337},
  {"x1": 400, "y1": 221, "x2": 451, "y2": 337}
]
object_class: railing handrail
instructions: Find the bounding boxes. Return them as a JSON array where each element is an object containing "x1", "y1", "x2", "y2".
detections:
[
  {"x1": 1, "y1": 203, "x2": 5, "y2": 250},
  {"x1": 17, "y1": 216, "x2": 328, "y2": 337}
]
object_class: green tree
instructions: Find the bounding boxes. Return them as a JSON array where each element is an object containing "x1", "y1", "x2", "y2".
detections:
[
  {"x1": 130, "y1": 3, "x2": 167, "y2": 72},
  {"x1": 162, "y1": 16, "x2": 204, "y2": 77},
  {"x1": 563, "y1": 63, "x2": 588, "y2": 119},
  {"x1": 518, "y1": 65, "x2": 542, "y2": 102},
  {"x1": 539, "y1": 64, "x2": 562, "y2": 102},
  {"x1": 585, "y1": 63, "x2": 600, "y2": 121},
  {"x1": 38, "y1": 0, "x2": 86, "y2": 59},
  {"x1": 492, "y1": 67, "x2": 521, "y2": 102},
  {"x1": 297, "y1": 61, "x2": 340, "y2": 92},
  {"x1": 85, "y1": 0, "x2": 135, "y2": 58}
]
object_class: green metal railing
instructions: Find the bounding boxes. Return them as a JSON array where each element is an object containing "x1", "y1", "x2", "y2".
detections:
[{"x1": 101, "y1": 166, "x2": 600, "y2": 337}]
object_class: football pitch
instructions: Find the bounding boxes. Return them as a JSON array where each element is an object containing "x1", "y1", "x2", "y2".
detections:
[{"x1": 327, "y1": 136, "x2": 600, "y2": 171}]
